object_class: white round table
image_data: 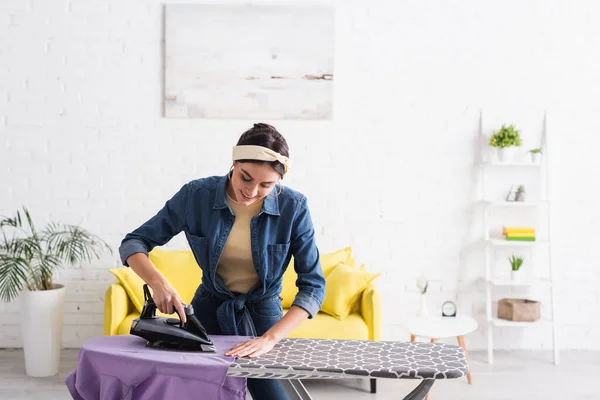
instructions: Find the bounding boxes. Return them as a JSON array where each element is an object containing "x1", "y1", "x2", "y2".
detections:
[{"x1": 403, "y1": 315, "x2": 477, "y2": 389}]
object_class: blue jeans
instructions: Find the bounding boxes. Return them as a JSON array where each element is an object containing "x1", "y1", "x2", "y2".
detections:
[{"x1": 191, "y1": 286, "x2": 291, "y2": 400}]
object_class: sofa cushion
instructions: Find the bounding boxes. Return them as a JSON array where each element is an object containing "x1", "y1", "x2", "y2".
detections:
[
  {"x1": 284, "y1": 309, "x2": 369, "y2": 340},
  {"x1": 280, "y1": 246, "x2": 354, "y2": 308},
  {"x1": 148, "y1": 248, "x2": 203, "y2": 305},
  {"x1": 321, "y1": 262, "x2": 380, "y2": 320},
  {"x1": 108, "y1": 267, "x2": 147, "y2": 313}
]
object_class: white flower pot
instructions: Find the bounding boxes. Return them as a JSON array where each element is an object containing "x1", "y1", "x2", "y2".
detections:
[
  {"x1": 20, "y1": 284, "x2": 66, "y2": 377},
  {"x1": 497, "y1": 146, "x2": 518, "y2": 162},
  {"x1": 511, "y1": 270, "x2": 520, "y2": 282},
  {"x1": 530, "y1": 153, "x2": 541, "y2": 163}
]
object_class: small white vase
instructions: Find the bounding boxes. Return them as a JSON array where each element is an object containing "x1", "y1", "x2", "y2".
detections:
[
  {"x1": 417, "y1": 293, "x2": 429, "y2": 316},
  {"x1": 530, "y1": 153, "x2": 541, "y2": 163},
  {"x1": 20, "y1": 284, "x2": 66, "y2": 377},
  {"x1": 511, "y1": 270, "x2": 520, "y2": 283}
]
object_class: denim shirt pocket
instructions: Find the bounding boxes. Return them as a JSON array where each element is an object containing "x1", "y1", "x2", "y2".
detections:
[
  {"x1": 187, "y1": 234, "x2": 210, "y2": 272},
  {"x1": 267, "y1": 242, "x2": 290, "y2": 280}
]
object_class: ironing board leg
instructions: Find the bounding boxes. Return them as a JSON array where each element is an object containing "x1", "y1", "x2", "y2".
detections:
[
  {"x1": 282, "y1": 379, "x2": 313, "y2": 400},
  {"x1": 402, "y1": 379, "x2": 435, "y2": 400}
]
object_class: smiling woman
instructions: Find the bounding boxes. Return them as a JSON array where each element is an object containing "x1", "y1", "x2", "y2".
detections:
[
  {"x1": 118, "y1": 122, "x2": 325, "y2": 400},
  {"x1": 226, "y1": 123, "x2": 289, "y2": 205}
]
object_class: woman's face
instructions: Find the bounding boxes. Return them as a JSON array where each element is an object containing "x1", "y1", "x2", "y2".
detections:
[{"x1": 229, "y1": 162, "x2": 281, "y2": 205}]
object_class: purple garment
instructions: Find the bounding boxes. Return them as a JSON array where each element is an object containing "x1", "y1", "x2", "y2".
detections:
[{"x1": 65, "y1": 335, "x2": 251, "y2": 400}]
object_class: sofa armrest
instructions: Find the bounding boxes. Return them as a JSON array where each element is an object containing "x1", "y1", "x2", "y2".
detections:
[
  {"x1": 103, "y1": 283, "x2": 132, "y2": 336},
  {"x1": 360, "y1": 282, "x2": 382, "y2": 341}
]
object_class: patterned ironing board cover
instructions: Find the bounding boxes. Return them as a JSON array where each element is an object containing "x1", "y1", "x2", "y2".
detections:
[{"x1": 228, "y1": 338, "x2": 469, "y2": 380}]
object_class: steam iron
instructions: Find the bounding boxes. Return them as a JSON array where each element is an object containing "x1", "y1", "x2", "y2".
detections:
[{"x1": 130, "y1": 284, "x2": 216, "y2": 352}]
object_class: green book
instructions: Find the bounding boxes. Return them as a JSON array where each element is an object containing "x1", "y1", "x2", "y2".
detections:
[{"x1": 506, "y1": 236, "x2": 536, "y2": 241}]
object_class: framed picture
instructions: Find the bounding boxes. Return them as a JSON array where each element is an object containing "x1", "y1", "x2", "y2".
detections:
[{"x1": 164, "y1": 4, "x2": 335, "y2": 120}]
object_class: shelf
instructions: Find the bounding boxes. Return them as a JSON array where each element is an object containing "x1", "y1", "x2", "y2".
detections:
[
  {"x1": 490, "y1": 318, "x2": 548, "y2": 327},
  {"x1": 483, "y1": 161, "x2": 541, "y2": 168},
  {"x1": 488, "y1": 278, "x2": 552, "y2": 287},
  {"x1": 487, "y1": 239, "x2": 546, "y2": 247},
  {"x1": 483, "y1": 200, "x2": 545, "y2": 208}
]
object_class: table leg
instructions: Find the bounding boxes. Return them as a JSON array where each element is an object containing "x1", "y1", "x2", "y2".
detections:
[
  {"x1": 402, "y1": 379, "x2": 435, "y2": 400},
  {"x1": 410, "y1": 334, "x2": 416, "y2": 342},
  {"x1": 457, "y1": 336, "x2": 472, "y2": 384}
]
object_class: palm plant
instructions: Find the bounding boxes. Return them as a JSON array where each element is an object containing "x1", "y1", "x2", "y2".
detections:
[{"x1": 0, "y1": 206, "x2": 112, "y2": 303}]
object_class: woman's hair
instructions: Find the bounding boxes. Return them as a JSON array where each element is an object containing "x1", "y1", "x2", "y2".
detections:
[{"x1": 236, "y1": 123, "x2": 289, "y2": 177}]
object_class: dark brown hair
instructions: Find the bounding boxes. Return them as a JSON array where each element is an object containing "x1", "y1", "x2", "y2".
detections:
[{"x1": 236, "y1": 123, "x2": 289, "y2": 178}]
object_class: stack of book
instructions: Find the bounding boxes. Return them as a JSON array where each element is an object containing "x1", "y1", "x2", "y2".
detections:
[{"x1": 502, "y1": 226, "x2": 536, "y2": 241}]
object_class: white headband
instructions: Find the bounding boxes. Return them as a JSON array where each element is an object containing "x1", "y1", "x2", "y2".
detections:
[{"x1": 232, "y1": 145, "x2": 289, "y2": 174}]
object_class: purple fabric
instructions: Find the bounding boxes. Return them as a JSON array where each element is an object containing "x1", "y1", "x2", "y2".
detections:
[{"x1": 65, "y1": 335, "x2": 251, "y2": 400}]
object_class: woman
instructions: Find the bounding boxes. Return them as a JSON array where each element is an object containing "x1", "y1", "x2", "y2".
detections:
[{"x1": 118, "y1": 123, "x2": 326, "y2": 399}]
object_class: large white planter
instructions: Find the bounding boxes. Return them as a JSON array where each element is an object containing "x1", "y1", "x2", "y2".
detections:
[{"x1": 20, "y1": 283, "x2": 66, "y2": 377}]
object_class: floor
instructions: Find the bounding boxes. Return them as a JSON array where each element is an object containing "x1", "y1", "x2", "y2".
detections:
[{"x1": 1, "y1": 348, "x2": 599, "y2": 399}]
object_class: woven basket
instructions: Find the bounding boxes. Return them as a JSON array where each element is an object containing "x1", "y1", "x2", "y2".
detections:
[{"x1": 498, "y1": 298, "x2": 540, "y2": 322}]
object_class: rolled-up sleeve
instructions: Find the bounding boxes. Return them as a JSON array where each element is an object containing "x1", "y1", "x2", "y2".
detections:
[
  {"x1": 119, "y1": 183, "x2": 191, "y2": 266},
  {"x1": 289, "y1": 197, "x2": 326, "y2": 318}
]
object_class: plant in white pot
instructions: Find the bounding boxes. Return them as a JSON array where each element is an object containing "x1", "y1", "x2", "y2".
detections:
[
  {"x1": 0, "y1": 206, "x2": 111, "y2": 377},
  {"x1": 528, "y1": 148, "x2": 543, "y2": 163},
  {"x1": 509, "y1": 254, "x2": 524, "y2": 282},
  {"x1": 489, "y1": 124, "x2": 523, "y2": 162}
]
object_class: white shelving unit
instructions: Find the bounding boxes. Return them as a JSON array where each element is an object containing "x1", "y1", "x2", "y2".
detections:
[{"x1": 480, "y1": 111, "x2": 559, "y2": 365}]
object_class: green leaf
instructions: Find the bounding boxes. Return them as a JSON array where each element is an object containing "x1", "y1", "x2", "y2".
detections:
[{"x1": 0, "y1": 254, "x2": 29, "y2": 303}]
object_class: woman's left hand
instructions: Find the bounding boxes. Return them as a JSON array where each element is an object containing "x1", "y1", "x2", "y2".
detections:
[{"x1": 225, "y1": 335, "x2": 278, "y2": 358}]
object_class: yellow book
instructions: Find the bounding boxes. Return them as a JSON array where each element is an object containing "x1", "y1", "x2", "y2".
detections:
[
  {"x1": 505, "y1": 232, "x2": 536, "y2": 238},
  {"x1": 503, "y1": 227, "x2": 535, "y2": 235}
]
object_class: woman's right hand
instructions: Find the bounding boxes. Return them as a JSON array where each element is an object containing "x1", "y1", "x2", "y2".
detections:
[
  {"x1": 150, "y1": 283, "x2": 187, "y2": 323},
  {"x1": 125, "y1": 253, "x2": 188, "y2": 324}
]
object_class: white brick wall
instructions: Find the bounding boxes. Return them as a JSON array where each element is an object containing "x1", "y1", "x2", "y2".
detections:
[{"x1": 1, "y1": 0, "x2": 600, "y2": 351}]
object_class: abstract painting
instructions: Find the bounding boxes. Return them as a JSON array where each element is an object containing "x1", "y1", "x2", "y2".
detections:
[{"x1": 164, "y1": 4, "x2": 335, "y2": 120}]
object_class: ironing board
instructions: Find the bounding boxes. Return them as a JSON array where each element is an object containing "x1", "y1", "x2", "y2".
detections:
[
  {"x1": 65, "y1": 335, "x2": 468, "y2": 400},
  {"x1": 228, "y1": 337, "x2": 469, "y2": 400}
]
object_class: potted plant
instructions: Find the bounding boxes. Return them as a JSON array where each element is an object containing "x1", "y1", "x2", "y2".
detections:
[
  {"x1": 528, "y1": 148, "x2": 543, "y2": 163},
  {"x1": 509, "y1": 254, "x2": 524, "y2": 282},
  {"x1": 489, "y1": 124, "x2": 523, "y2": 162},
  {"x1": 416, "y1": 276, "x2": 429, "y2": 316},
  {"x1": 0, "y1": 206, "x2": 111, "y2": 377},
  {"x1": 515, "y1": 185, "x2": 526, "y2": 202}
]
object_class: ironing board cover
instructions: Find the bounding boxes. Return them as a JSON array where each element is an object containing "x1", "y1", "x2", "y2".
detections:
[
  {"x1": 65, "y1": 335, "x2": 250, "y2": 400},
  {"x1": 229, "y1": 337, "x2": 469, "y2": 380}
]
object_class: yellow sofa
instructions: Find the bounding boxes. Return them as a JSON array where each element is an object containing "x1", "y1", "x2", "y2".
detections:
[{"x1": 104, "y1": 246, "x2": 382, "y2": 342}]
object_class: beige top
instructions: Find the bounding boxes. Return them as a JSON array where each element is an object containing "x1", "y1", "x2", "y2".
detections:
[{"x1": 216, "y1": 192, "x2": 263, "y2": 293}]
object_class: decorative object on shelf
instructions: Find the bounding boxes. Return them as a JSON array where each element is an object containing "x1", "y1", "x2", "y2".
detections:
[
  {"x1": 508, "y1": 254, "x2": 524, "y2": 282},
  {"x1": 515, "y1": 185, "x2": 526, "y2": 202},
  {"x1": 528, "y1": 148, "x2": 543, "y2": 163},
  {"x1": 505, "y1": 184, "x2": 519, "y2": 202},
  {"x1": 416, "y1": 276, "x2": 429, "y2": 316},
  {"x1": 498, "y1": 298, "x2": 540, "y2": 322},
  {"x1": 0, "y1": 206, "x2": 111, "y2": 377},
  {"x1": 442, "y1": 301, "x2": 457, "y2": 317},
  {"x1": 488, "y1": 124, "x2": 523, "y2": 162},
  {"x1": 502, "y1": 226, "x2": 536, "y2": 241}
]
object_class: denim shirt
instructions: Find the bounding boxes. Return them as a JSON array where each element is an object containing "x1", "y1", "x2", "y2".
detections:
[{"x1": 118, "y1": 173, "x2": 326, "y2": 336}]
